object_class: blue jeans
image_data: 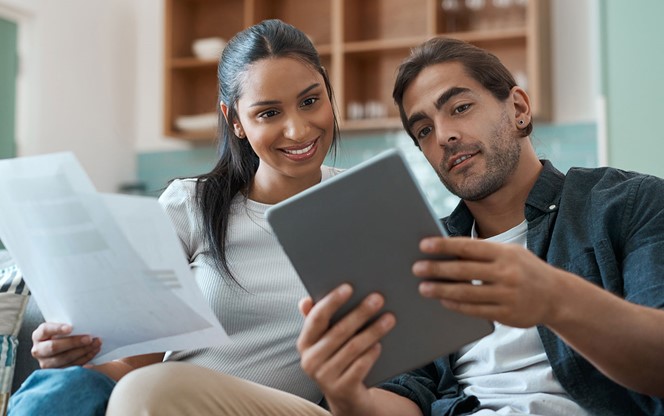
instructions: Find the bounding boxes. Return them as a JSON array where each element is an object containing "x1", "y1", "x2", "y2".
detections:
[{"x1": 8, "y1": 366, "x2": 116, "y2": 416}]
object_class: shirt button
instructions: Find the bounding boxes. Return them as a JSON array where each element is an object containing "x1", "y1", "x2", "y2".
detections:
[{"x1": 549, "y1": 204, "x2": 556, "y2": 210}]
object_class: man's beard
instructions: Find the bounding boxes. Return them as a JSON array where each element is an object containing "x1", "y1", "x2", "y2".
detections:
[{"x1": 436, "y1": 112, "x2": 521, "y2": 201}]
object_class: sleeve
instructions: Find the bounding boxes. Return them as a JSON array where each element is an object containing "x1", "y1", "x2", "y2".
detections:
[
  {"x1": 158, "y1": 179, "x2": 199, "y2": 260},
  {"x1": 621, "y1": 174, "x2": 664, "y2": 309},
  {"x1": 377, "y1": 357, "x2": 479, "y2": 416}
]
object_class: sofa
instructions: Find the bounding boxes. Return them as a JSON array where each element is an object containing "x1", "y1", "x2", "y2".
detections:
[
  {"x1": 12, "y1": 297, "x2": 43, "y2": 391},
  {"x1": 0, "y1": 249, "x2": 43, "y2": 414}
]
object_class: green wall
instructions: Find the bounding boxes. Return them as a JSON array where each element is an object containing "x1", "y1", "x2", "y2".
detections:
[
  {"x1": 138, "y1": 123, "x2": 597, "y2": 218},
  {"x1": 0, "y1": 17, "x2": 18, "y2": 250},
  {"x1": 0, "y1": 17, "x2": 17, "y2": 160},
  {"x1": 601, "y1": 0, "x2": 664, "y2": 176}
]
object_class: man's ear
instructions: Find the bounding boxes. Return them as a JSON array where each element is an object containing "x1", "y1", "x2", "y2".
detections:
[
  {"x1": 220, "y1": 102, "x2": 246, "y2": 139},
  {"x1": 510, "y1": 86, "x2": 531, "y2": 129}
]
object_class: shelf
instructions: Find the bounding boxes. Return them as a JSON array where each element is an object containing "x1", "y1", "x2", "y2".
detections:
[
  {"x1": 169, "y1": 57, "x2": 218, "y2": 68},
  {"x1": 163, "y1": 0, "x2": 551, "y2": 141},
  {"x1": 341, "y1": 118, "x2": 404, "y2": 132}
]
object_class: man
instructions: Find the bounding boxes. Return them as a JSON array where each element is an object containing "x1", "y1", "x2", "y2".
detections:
[
  {"x1": 296, "y1": 37, "x2": 664, "y2": 415},
  {"x1": 104, "y1": 37, "x2": 664, "y2": 415}
]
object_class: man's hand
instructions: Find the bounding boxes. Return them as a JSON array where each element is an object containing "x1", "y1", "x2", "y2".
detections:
[
  {"x1": 413, "y1": 236, "x2": 564, "y2": 328},
  {"x1": 297, "y1": 284, "x2": 398, "y2": 416},
  {"x1": 31, "y1": 322, "x2": 101, "y2": 368}
]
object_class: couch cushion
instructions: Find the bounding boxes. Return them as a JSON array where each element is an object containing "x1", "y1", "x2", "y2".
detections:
[{"x1": 0, "y1": 250, "x2": 30, "y2": 415}]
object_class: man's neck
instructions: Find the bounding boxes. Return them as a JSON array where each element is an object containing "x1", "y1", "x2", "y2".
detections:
[{"x1": 465, "y1": 149, "x2": 542, "y2": 239}]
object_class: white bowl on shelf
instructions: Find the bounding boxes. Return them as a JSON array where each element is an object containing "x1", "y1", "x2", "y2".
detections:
[
  {"x1": 192, "y1": 37, "x2": 226, "y2": 60},
  {"x1": 175, "y1": 112, "x2": 218, "y2": 132}
]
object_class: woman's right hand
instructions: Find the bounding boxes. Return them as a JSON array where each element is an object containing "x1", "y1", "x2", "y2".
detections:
[{"x1": 31, "y1": 322, "x2": 101, "y2": 368}]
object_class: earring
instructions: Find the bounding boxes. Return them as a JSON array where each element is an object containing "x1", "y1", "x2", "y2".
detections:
[{"x1": 518, "y1": 120, "x2": 525, "y2": 126}]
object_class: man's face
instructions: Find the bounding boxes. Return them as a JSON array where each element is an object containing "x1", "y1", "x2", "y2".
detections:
[{"x1": 402, "y1": 62, "x2": 522, "y2": 201}]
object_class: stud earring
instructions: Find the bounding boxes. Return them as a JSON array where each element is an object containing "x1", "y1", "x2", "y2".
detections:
[{"x1": 518, "y1": 120, "x2": 525, "y2": 125}]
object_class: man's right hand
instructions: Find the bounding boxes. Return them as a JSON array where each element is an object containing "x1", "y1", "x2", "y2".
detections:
[
  {"x1": 297, "y1": 284, "x2": 402, "y2": 416},
  {"x1": 31, "y1": 322, "x2": 101, "y2": 369}
]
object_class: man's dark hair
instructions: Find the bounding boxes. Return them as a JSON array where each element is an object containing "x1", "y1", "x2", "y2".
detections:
[{"x1": 393, "y1": 37, "x2": 532, "y2": 146}]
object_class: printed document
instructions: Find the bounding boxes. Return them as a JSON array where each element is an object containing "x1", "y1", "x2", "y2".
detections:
[{"x1": 0, "y1": 152, "x2": 229, "y2": 363}]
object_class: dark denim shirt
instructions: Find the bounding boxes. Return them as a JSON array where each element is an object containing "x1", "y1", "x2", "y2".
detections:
[{"x1": 379, "y1": 161, "x2": 664, "y2": 416}]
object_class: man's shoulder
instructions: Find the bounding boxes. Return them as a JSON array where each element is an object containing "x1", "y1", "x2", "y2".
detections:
[{"x1": 565, "y1": 165, "x2": 664, "y2": 191}]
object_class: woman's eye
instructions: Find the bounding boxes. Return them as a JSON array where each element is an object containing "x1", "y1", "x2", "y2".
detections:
[
  {"x1": 259, "y1": 110, "x2": 279, "y2": 119},
  {"x1": 416, "y1": 126, "x2": 432, "y2": 140},
  {"x1": 454, "y1": 103, "x2": 471, "y2": 114},
  {"x1": 301, "y1": 97, "x2": 318, "y2": 107}
]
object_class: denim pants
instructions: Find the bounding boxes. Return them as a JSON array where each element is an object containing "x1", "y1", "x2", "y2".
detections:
[{"x1": 8, "y1": 366, "x2": 116, "y2": 416}]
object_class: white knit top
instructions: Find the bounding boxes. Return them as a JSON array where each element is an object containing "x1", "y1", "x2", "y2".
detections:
[{"x1": 159, "y1": 166, "x2": 340, "y2": 403}]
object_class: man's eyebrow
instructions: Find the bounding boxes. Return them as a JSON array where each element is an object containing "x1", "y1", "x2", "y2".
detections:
[
  {"x1": 434, "y1": 87, "x2": 471, "y2": 110},
  {"x1": 406, "y1": 112, "x2": 427, "y2": 133},
  {"x1": 406, "y1": 87, "x2": 472, "y2": 132},
  {"x1": 249, "y1": 83, "x2": 321, "y2": 108}
]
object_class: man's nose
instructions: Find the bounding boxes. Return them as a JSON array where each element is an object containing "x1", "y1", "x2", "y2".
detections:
[{"x1": 435, "y1": 122, "x2": 460, "y2": 146}]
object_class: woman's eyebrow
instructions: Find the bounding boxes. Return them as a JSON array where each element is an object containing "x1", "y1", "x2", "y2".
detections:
[
  {"x1": 249, "y1": 83, "x2": 321, "y2": 108},
  {"x1": 297, "y1": 83, "x2": 321, "y2": 98}
]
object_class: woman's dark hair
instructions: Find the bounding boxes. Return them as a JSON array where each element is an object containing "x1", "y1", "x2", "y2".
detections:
[
  {"x1": 393, "y1": 37, "x2": 532, "y2": 146},
  {"x1": 194, "y1": 19, "x2": 339, "y2": 284}
]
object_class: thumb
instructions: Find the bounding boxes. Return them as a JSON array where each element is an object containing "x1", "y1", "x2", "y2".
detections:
[{"x1": 298, "y1": 297, "x2": 314, "y2": 317}]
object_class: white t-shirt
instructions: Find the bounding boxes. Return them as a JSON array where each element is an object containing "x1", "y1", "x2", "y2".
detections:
[{"x1": 453, "y1": 220, "x2": 589, "y2": 415}]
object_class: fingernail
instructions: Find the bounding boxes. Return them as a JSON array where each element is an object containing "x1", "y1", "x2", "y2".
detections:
[
  {"x1": 412, "y1": 261, "x2": 426, "y2": 274},
  {"x1": 419, "y1": 282, "x2": 434, "y2": 296},
  {"x1": 338, "y1": 283, "x2": 352, "y2": 296},
  {"x1": 81, "y1": 335, "x2": 92, "y2": 345},
  {"x1": 381, "y1": 314, "x2": 396, "y2": 329},
  {"x1": 421, "y1": 238, "x2": 434, "y2": 250},
  {"x1": 367, "y1": 293, "x2": 383, "y2": 308}
]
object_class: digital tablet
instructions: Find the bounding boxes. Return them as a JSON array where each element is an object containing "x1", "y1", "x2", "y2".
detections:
[{"x1": 265, "y1": 149, "x2": 494, "y2": 386}]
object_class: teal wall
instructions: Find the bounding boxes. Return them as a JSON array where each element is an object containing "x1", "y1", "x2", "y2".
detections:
[
  {"x1": 0, "y1": 17, "x2": 17, "y2": 160},
  {"x1": 138, "y1": 122, "x2": 597, "y2": 218},
  {"x1": 600, "y1": 0, "x2": 664, "y2": 176},
  {"x1": 0, "y1": 17, "x2": 18, "y2": 250}
]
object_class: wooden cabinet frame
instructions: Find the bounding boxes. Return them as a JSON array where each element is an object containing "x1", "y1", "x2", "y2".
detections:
[{"x1": 164, "y1": 0, "x2": 550, "y2": 140}]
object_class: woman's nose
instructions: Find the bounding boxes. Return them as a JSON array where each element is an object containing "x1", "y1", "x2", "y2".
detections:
[{"x1": 283, "y1": 114, "x2": 309, "y2": 141}]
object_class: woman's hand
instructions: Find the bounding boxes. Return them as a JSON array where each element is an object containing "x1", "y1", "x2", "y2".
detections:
[{"x1": 31, "y1": 322, "x2": 101, "y2": 369}]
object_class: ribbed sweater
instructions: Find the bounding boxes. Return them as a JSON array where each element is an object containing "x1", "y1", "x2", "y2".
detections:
[{"x1": 159, "y1": 166, "x2": 340, "y2": 403}]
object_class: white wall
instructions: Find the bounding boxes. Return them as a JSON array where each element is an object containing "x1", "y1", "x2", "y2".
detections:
[
  {"x1": 0, "y1": 0, "x2": 142, "y2": 192},
  {"x1": 133, "y1": 0, "x2": 189, "y2": 153},
  {"x1": 549, "y1": 0, "x2": 599, "y2": 124}
]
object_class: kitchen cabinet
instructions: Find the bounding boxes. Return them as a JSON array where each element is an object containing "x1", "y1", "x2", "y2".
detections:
[{"x1": 164, "y1": 0, "x2": 550, "y2": 140}]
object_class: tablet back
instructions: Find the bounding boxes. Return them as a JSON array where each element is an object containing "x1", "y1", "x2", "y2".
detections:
[{"x1": 266, "y1": 149, "x2": 494, "y2": 386}]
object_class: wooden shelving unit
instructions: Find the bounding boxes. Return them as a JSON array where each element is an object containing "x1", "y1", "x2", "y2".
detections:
[{"x1": 164, "y1": 0, "x2": 550, "y2": 141}]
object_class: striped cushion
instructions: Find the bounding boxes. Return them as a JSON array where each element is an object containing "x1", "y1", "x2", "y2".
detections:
[{"x1": 0, "y1": 251, "x2": 29, "y2": 416}]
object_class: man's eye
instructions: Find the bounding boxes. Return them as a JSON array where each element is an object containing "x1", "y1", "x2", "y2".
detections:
[
  {"x1": 416, "y1": 126, "x2": 432, "y2": 140},
  {"x1": 259, "y1": 110, "x2": 279, "y2": 118},
  {"x1": 454, "y1": 103, "x2": 471, "y2": 114}
]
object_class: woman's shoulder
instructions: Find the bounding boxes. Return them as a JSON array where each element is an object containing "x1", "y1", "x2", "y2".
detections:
[
  {"x1": 158, "y1": 178, "x2": 199, "y2": 206},
  {"x1": 321, "y1": 165, "x2": 344, "y2": 181}
]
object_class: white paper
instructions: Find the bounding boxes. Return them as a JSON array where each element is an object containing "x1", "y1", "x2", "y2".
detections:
[{"x1": 0, "y1": 152, "x2": 229, "y2": 363}]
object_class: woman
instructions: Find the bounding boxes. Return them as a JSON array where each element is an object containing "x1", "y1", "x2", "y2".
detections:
[{"x1": 9, "y1": 19, "x2": 339, "y2": 416}]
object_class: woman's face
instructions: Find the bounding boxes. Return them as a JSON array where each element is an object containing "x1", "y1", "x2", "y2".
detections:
[{"x1": 230, "y1": 57, "x2": 335, "y2": 203}]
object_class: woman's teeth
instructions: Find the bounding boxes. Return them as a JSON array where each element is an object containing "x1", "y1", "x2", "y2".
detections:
[{"x1": 284, "y1": 141, "x2": 315, "y2": 155}]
